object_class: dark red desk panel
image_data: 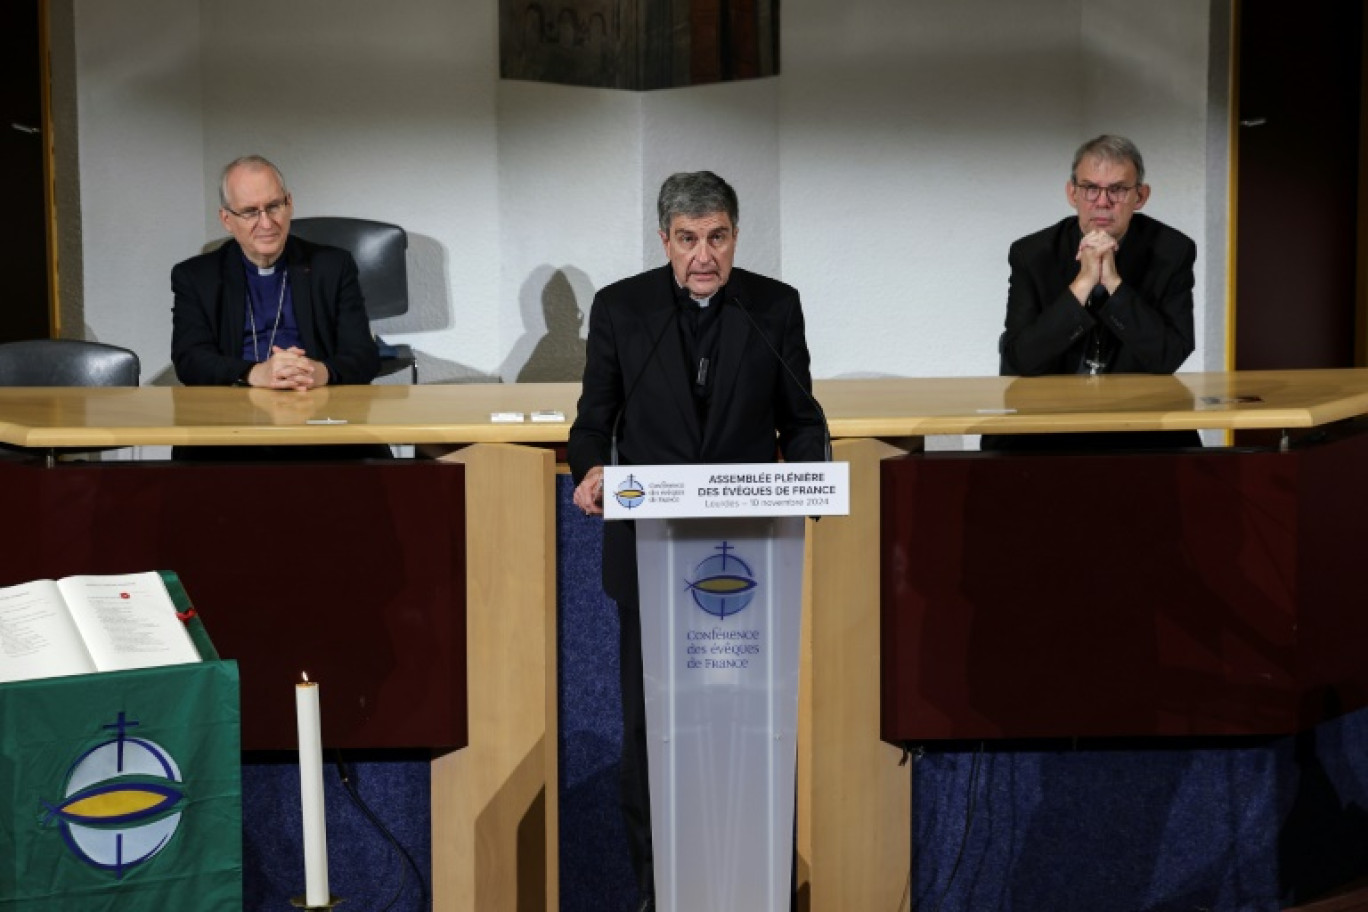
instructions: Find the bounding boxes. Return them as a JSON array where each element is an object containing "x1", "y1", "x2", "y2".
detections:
[
  {"x1": 881, "y1": 429, "x2": 1368, "y2": 741},
  {"x1": 1, "y1": 456, "x2": 466, "y2": 751}
]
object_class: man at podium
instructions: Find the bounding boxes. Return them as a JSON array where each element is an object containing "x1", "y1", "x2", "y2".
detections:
[{"x1": 568, "y1": 171, "x2": 827, "y2": 911}]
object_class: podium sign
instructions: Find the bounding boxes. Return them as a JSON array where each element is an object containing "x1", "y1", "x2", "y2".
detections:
[
  {"x1": 602, "y1": 462, "x2": 848, "y2": 519},
  {"x1": 612, "y1": 462, "x2": 848, "y2": 912}
]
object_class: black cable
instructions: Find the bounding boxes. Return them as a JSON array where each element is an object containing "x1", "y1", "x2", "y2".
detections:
[
  {"x1": 927, "y1": 742, "x2": 985, "y2": 912},
  {"x1": 727, "y1": 294, "x2": 832, "y2": 462},
  {"x1": 610, "y1": 306, "x2": 680, "y2": 466},
  {"x1": 332, "y1": 750, "x2": 430, "y2": 910}
]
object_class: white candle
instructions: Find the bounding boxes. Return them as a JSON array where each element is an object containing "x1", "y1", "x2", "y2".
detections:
[{"x1": 296, "y1": 674, "x2": 329, "y2": 907}]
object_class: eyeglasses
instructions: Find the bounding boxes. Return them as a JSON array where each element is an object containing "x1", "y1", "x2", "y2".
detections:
[
  {"x1": 223, "y1": 196, "x2": 291, "y2": 223},
  {"x1": 1073, "y1": 182, "x2": 1135, "y2": 203}
]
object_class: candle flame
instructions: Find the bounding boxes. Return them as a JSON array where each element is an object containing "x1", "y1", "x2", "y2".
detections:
[{"x1": 301, "y1": 671, "x2": 310, "y2": 683}]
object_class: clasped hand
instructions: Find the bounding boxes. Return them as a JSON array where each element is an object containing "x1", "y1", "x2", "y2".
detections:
[
  {"x1": 249, "y1": 346, "x2": 328, "y2": 391},
  {"x1": 1071, "y1": 230, "x2": 1122, "y2": 303}
]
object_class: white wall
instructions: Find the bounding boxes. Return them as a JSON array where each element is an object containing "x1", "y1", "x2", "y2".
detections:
[
  {"x1": 62, "y1": 0, "x2": 1225, "y2": 401},
  {"x1": 782, "y1": 0, "x2": 1079, "y2": 384},
  {"x1": 495, "y1": 82, "x2": 643, "y2": 383},
  {"x1": 201, "y1": 0, "x2": 501, "y2": 383},
  {"x1": 781, "y1": 0, "x2": 1217, "y2": 383},
  {"x1": 639, "y1": 78, "x2": 782, "y2": 280},
  {"x1": 67, "y1": 0, "x2": 501, "y2": 385},
  {"x1": 495, "y1": 76, "x2": 780, "y2": 383},
  {"x1": 1081, "y1": 0, "x2": 1220, "y2": 372},
  {"x1": 69, "y1": 0, "x2": 205, "y2": 378}
]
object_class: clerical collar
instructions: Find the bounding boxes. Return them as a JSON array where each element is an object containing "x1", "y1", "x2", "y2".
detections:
[
  {"x1": 241, "y1": 251, "x2": 281, "y2": 277},
  {"x1": 673, "y1": 279, "x2": 716, "y2": 309}
]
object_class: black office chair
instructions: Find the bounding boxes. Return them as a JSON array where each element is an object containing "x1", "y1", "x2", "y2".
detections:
[
  {"x1": 290, "y1": 217, "x2": 418, "y2": 383},
  {"x1": 0, "y1": 338, "x2": 140, "y2": 387},
  {"x1": 0, "y1": 339, "x2": 141, "y2": 465}
]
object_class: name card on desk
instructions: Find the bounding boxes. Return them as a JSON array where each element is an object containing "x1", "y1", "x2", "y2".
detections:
[{"x1": 602, "y1": 462, "x2": 849, "y2": 519}]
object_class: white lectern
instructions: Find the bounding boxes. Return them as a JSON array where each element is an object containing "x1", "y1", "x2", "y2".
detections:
[{"x1": 604, "y1": 462, "x2": 849, "y2": 912}]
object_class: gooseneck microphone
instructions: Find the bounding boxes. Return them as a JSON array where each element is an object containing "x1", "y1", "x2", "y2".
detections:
[
  {"x1": 610, "y1": 306, "x2": 681, "y2": 466},
  {"x1": 728, "y1": 294, "x2": 832, "y2": 463}
]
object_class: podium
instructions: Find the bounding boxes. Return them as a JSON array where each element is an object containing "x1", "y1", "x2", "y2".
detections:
[{"x1": 605, "y1": 462, "x2": 848, "y2": 912}]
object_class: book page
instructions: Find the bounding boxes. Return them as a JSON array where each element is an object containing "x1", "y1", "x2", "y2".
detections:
[
  {"x1": 56, "y1": 572, "x2": 201, "y2": 673},
  {"x1": 0, "y1": 579, "x2": 99, "y2": 683}
]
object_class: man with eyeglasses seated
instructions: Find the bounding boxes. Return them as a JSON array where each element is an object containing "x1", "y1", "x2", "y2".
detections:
[
  {"x1": 172, "y1": 154, "x2": 378, "y2": 391},
  {"x1": 983, "y1": 134, "x2": 1200, "y2": 451},
  {"x1": 170, "y1": 154, "x2": 385, "y2": 459}
]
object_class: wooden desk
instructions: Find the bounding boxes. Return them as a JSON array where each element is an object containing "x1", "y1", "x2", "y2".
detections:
[
  {"x1": 794, "y1": 369, "x2": 1368, "y2": 911},
  {"x1": 0, "y1": 383, "x2": 582, "y2": 448},
  {"x1": 816, "y1": 368, "x2": 1368, "y2": 436},
  {"x1": 4, "y1": 369, "x2": 1368, "y2": 912},
  {"x1": 2, "y1": 368, "x2": 1367, "y2": 448}
]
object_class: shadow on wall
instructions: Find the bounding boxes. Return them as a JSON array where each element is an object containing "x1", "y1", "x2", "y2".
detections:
[
  {"x1": 372, "y1": 231, "x2": 450, "y2": 337},
  {"x1": 366, "y1": 231, "x2": 494, "y2": 384},
  {"x1": 501, "y1": 265, "x2": 590, "y2": 383}
]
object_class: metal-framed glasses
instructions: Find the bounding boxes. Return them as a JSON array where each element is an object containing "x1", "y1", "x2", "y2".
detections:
[
  {"x1": 1073, "y1": 181, "x2": 1135, "y2": 203},
  {"x1": 224, "y1": 196, "x2": 291, "y2": 222}
]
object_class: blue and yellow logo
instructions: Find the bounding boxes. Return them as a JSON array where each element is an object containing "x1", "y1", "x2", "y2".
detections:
[
  {"x1": 41, "y1": 712, "x2": 186, "y2": 878},
  {"x1": 614, "y1": 473, "x2": 646, "y2": 509},
  {"x1": 685, "y1": 541, "x2": 759, "y2": 619}
]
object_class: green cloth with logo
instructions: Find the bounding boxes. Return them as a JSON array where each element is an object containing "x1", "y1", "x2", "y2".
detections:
[{"x1": 0, "y1": 573, "x2": 241, "y2": 910}]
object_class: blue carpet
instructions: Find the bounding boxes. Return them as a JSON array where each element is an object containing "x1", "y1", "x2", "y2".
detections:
[
  {"x1": 242, "y1": 754, "x2": 430, "y2": 910},
  {"x1": 912, "y1": 709, "x2": 1368, "y2": 911},
  {"x1": 556, "y1": 473, "x2": 638, "y2": 912}
]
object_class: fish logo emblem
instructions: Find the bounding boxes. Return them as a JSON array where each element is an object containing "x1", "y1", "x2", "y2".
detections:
[
  {"x1": 41, "y1": 712, "x2": 186, "y2": 877},
  {"x1": 684, "y1": 541, "x2": 758, "y2": 619},
  {"x1": 614, "y1": 473, "x2": 646, "y2": 509}
]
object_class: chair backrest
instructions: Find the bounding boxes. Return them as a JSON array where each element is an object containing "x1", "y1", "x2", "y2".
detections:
[
  {"x1": 290, "y1": 217, "x2": 409, "y2": 320},
  {"x1": 0, "y1": 339, "x2": 140, "y2": 387}
]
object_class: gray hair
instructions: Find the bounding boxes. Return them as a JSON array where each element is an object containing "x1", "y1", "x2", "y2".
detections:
[
  {"x1": 219, "y1": 155, "x2": 288, "y2": 208},
  {"x1": 657, "y1": 171, "x2": 739, "y2": 233},
  {"x1": 1071, "y1": 135, "x2": 1146, "y2": 185}
]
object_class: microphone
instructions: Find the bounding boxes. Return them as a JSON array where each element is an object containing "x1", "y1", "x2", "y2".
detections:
[
  {"x1": 610, "y1": 306, "x2": 680, "y2": 466},
  {"x1": 728, "y1": 294, "x2": 832, "y2": 463}
]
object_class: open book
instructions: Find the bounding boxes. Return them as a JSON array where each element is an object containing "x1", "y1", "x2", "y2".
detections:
[{"x1": 0, "y1": 571, "x2": 202, "y2": 683}]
